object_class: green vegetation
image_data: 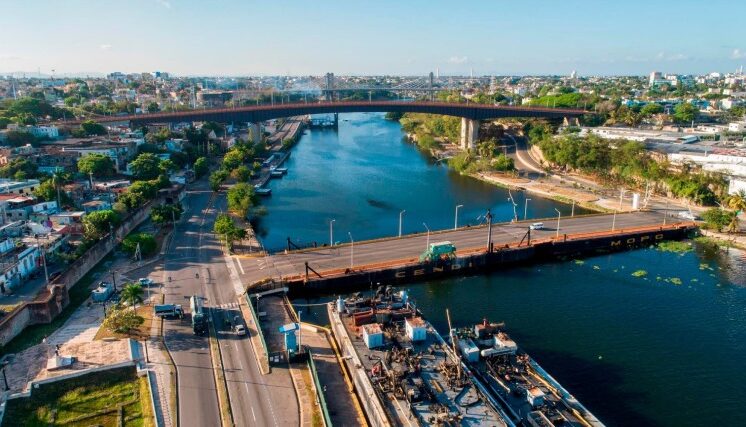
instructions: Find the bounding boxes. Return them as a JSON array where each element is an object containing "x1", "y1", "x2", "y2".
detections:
[
  {"x1": 121, "y1": 232, "x2": 157, "y2": 257},
  {"x1": 209, "y1": 169, "x2": 228, "y2": 191},
  {"x1": 129, "y1": 153, "x2": 163, "y2": 181},
  {"x1": 120, "y1": 283, "x2": 145, "y2": 310},
  {"x1": 2, "y1": 367, "x2": 153, "y2": 427},
  {"x1": 72, "y1": 119, "x2": 108, "y2": 137},
  {"x1": 656, "y1": 240, "x2": 693, "y2": 253},
  {"x1": 82, "y1": 210, "x2": 121, "y2": 240},
  {"x1": 701, "y1": 208, "x2": 738, "y2": 232},
  {"x1": 227, "y1": 182, "x2": 257, "y2": 218},
  {"x1": 103, "y1": 306, "x2": 145, "y2": 333},
  {"x1": 631, "y1": 269, "x2": 648, "y2": 277},
  {"x1": 150, "y1": 203, "x2": 183, "y2": 225},
  {"x1": 193, "y1": 156, "x2": 208, "y2": 178},
  {"x1": 77, "y1": 153, "x2": 114, "y2": 178},
  {"x1": 0, "y1": 157, "x2": 40, "y2": 180},
  {"x1": 214, "y1": 213, "x2": 246, "y2": 251},
  {"x1": 537, "y1": 133, "x2": 725, "y2": 205}
]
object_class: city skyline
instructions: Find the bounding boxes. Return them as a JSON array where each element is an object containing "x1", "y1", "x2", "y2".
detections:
[{"x1": 2, "y1": 0, "x2": 746, "y2": 77}]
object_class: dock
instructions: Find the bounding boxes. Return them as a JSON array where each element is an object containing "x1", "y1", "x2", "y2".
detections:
[{"x1": 241, "y1": 211, "x2": 696, "y2": 293}]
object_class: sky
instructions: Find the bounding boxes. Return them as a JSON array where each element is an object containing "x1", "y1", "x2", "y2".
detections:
[{"x1": 1, "y1": 0, "x2": 746, "y2": 77}]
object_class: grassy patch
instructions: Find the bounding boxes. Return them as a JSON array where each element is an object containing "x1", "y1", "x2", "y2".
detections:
[
  {"x1": 2, "y1": 366, "x2": 153, "y2": 427},
  {"x1": 656, "y1": 240, "x2": 693, "y2": 254},
  {"x1": 0, "y1": 254, "x2": 115, "y2": 357},
  {"x1": 94, "y1": 305, "x2": 155, "y2": 341}
]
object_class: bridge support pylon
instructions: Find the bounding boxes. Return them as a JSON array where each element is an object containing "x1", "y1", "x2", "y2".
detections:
[
  {"x1": 460, "y1": 118, "x2": 479, "y2": 150},
  {"x1": 563, "y1": 116, "x2": 580, "y2": 127},
  {"x1": 249, "y1": 123, "x2": 261, "y2": 144}
]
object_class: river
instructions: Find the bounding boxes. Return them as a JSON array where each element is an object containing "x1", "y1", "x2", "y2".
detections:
[
  {"x1": 255, "y1": 112, "x2": 588, "y2": 251},
  {"x1": 261, "y1": 113, "x2": 746, "y2": 426}
]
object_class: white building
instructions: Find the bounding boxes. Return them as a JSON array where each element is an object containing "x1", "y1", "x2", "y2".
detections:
[
  {"x1": 29, "y1": 125, "x2": 59, "y2": 139},
  {"x1": 0, "y1": 179, "x2": 41, "y2": 195}
]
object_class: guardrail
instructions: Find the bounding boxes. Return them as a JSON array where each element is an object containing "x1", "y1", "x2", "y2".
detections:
[
  {"x1": 306, "y1": 348, "x2": 333, "y2": 427},
  {"x1": 245, "y1": 293, "x2": 270, "y2": 367}
]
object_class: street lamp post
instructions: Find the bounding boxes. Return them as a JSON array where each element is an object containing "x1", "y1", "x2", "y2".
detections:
[
  {"x1": 571, "y1": 200, "x2": 575, "y2": 217},
  {"x1": 398, "y1": 210, "x2": 406, "y2": 238},
  {"x1": 329, "y1": 219, "x2": 335, "y2": 247},
  {"x1": 1, "y1": 361, "x2": 9, "y2": 391},
  {"x1": 297, "y1": 310, "x2": 303, "y2": 353},
  {"x1": 554, "y1": 208, "x2": 561, "y2": 238},
  {"x1": 612, "y1": 210, "x2": 617, "y2": 231},
  {"x1": 524, "y1": 198, "x2": 531, "y2": 220},
  {"x1": 348, "y1": 232, "x2": 354, "y2": 270},
  {"x1": 423, "y1": 223, "x2": 431, "y2": 249},
  {"x1": 663, "y1": 200, "x2": 669, "y2": 225},
  {"x1": 454, "y1": 205, "x2": 463, "y2": 230}
]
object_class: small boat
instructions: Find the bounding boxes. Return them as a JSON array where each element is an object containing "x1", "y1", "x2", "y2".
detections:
[{"x1": 255, "y1": 188, "x2": 272, "y2": 196}]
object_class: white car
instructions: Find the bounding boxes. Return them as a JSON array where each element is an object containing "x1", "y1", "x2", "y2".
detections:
[
  {"x1": 234, "y1": 324, "x2": 247, "y2": 336},
  {"x1": 529, "y1": 222, "x2": 545, "y2": 230},
  {"x1": 677, "y1": 211, "x2": 698, "y2": 221}
]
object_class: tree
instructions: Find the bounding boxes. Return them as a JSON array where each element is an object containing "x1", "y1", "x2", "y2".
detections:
[
  {"x1": 128, "y1": 180, "x2": 159, "y2": 200},
  {"x1": 214, "y1": 214, "x2": 246, "y2": 251},
  {"x1": 129, "y1": 153, "x2": 162, "y2": 180},
  {"x1": 159, "y1": 159, "x2": 177, "y2": 174},
  {"x1": 79, "y1": 120, "x2": 107, "y2": 136},
  {"x1": 0, "y1": 158, "x2": 39, "y2": 179},
  {"x1": 492, "y1": 153, "x2": 515, "y2": 171},
  {"x1": 194, "y1": 157, "x2": 208, "y2": 178},
  {"x1": 121, "y1": 232, "x2": 157, "y2": 257},
  {"x1": 724, "y1": 190, "x2": 746, "y2": 213},
  {"x1": 231, "y1": 165, "x2": 252, "y2": 182},
  {"x1": 702, "y1": 208, "x2": 734, "y2": 232},
  {"x1": 102, "y1": 307, "x2": 144, "y2": 333},
  {"x1": 673, "y1": 102, "x2": 698, "y2": 124},
  {"x1": 4, "y1": 130, "x2": 36, "y2": 147},
  {"x1": 146, "y1": 101, "x2": 160, "y2": 113},
  {"x1": 227, "y1": 183, "x2": 257, "y2": 218},
  {"x1": 77, "y1": 153, "x2": 114, "y2": 178},
  {"x1": 209, "y1": 169, "x2": 228, "y2": 191},
  {"x1": 82, "y1": 210, "x2": 121, "y2": 240},
  {"x1": 34, "y1": 179, "x2": 73, "y2": 207},
  {"x1": 222, "y1": 149, "x2": 246, "y2": 171},
  {"x1": 151, "y1": 203, "x2": 183, "y2": 225},
  {"x1": 121, "y1": 283, "x2": 145, "y2": 310},
  {"x1": 640, "y1": 103, "x2": 664, "y2": 117}
]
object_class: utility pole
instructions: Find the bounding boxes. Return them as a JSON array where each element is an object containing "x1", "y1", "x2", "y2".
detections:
[
  {"x1": 454, "y1": 204, "x2": 463, "y2": 230},
  {"x1": 348, "y1": 232, "x2": 354, "y2": 270},
  {"x1": 486, "y1": 209, "x2": 493, "y2": 253},
  {"x1": 524, "y1": 198, "x2": 531, "y2": 220},
  {"x1": 555, "y1": 208, "x2": 561, "y2": 238},
  {"x1": 423, "y1": 223, "x2": 431, "y2": 249},
  {"x1": 329, "y1": 219, "x2": 335, "y2": 247}
]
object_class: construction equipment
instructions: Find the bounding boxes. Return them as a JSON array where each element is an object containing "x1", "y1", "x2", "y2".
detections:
[{"x1": 419, "y1": 241, "x2": 456, "y2": 262}]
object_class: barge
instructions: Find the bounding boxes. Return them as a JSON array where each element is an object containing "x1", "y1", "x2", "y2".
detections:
[
  {"x1": 329, "y1": 286, "x2": 513, "y2": 426},
  {"x1": 451, "y1": 320, "x2": 604, "y2": 427}
]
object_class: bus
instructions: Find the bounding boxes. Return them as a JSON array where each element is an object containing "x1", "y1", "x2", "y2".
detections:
[{"x1": 190, "y1": 295, "x2": 207, "y2": 335}]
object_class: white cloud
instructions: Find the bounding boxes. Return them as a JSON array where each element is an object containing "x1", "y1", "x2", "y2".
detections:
[
  {"x1": 731, "y1": 49, "x2": 746, "y2": 59},
  {"x1": 99, "y1": 44, "x2": 112, "y2": 51},
  {"x1": 0, "y1": 54, "x2": 22, "y2": 61},
  {"x1": 448, "y1": 56, "x2": 468, "y2": 64},
  {"x1": 154, "y1": 0, "x2": 171, "y2": 8},
  {"x1": 656, "y1": 51, "x2": 688, "y2": 61}
]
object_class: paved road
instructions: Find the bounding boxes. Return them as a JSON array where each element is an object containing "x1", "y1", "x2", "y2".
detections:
[
  {"x1": 162, "y1": 189, "x2": 221, "y2": 427},
  {"x1": 163, "y1": 182, "x2": 298, "y2": 427},
  {"x1": 237, "y1": 211, "x2": 680, "y2": 282},
  {"x1": 206, "y1": 194, "x2": 299, "y2": 427},
  {"x1": 506, "y1": 134, "x2": 546, "y2": 177}
]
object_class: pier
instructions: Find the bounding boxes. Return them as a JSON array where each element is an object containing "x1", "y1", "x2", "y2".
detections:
[{"x1": 241, "y1": 211, "x2": 697, "y2": 293}]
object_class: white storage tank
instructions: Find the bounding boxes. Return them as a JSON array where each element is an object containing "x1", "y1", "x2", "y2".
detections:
[
  {"x1": 405, "y1": 317, "x2": 427, "y2": 342},
  {"x1": 362, "y1": 323, "x2": 384, "y2": 349}
]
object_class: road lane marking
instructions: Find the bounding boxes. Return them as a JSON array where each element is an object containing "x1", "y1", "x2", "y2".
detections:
[{"x1": 235, "y1": 257, "x2": 245, "y2": 274}]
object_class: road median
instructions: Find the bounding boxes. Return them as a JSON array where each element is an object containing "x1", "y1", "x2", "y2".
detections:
[{"x1": 207, "y1": 314, "x2": 234, "y2": 427}]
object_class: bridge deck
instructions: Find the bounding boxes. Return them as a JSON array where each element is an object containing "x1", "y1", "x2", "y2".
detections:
[
  {"x1": 241, "y1": 211, "x2": 683, "y2": 285},
  {"x1": 61, "y1": 100, "x2": 587, "y2": 126}
]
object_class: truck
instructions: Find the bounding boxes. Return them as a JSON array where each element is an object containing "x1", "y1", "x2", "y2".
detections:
[
  {"x1": 154, "y1": 304, "x2": 184, "y2": 319},
  {"x1": 190, "y1": 295, "x2": 208, "y2": 335},
  {"x1": 419, "y1": 241, "x2": 457, "y2": 262}
]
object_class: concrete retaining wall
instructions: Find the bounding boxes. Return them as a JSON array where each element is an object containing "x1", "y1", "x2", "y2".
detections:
[{"x1": 327, "y1": 304, "x2": 390, "y2": 427}]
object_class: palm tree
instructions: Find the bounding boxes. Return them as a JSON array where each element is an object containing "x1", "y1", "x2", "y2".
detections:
[
  {"x1": 727, "y1": 213, "x2": 740, "y2": 234},
  {"x1": 121, "y1": 283, "x2": 144, "y2": 310},
  {"x1": 725, "y1": 190, "x2": 746, "y2": 213}
]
